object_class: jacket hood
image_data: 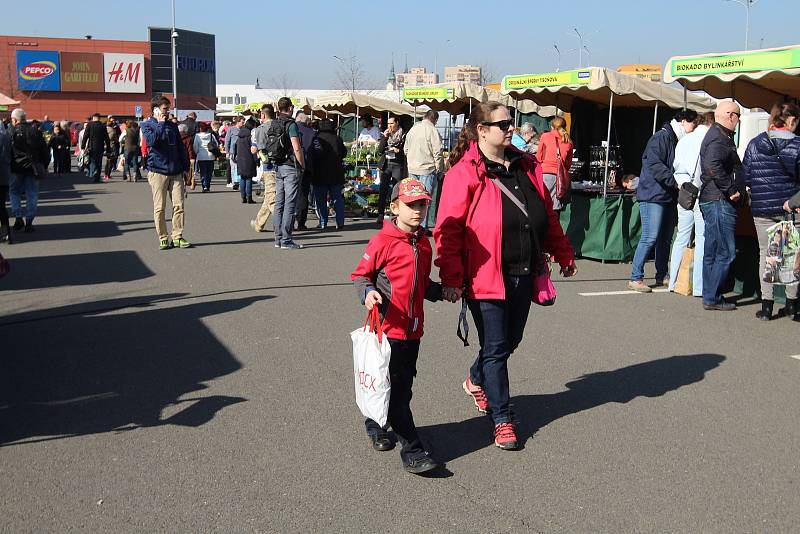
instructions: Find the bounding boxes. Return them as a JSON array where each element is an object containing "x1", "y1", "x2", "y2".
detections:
[{"x1": 380, "y1": 218, "x2": 426, "y2": 242}]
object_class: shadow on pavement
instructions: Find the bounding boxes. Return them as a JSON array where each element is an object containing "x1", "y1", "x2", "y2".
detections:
[
  {"x1": 0, "y1": 250, "x2": 154, "y2": 291},
  {"x1": 419, "y1": 354, "x2": 726, "y2": 463},
  {"x1": 35, "y1": 203, "x2": 101, "y2": 217},
  {"x1": 16, "y1": 221, "x2": 123, "y2": 241},
  {"x1": 0, "y1": 293, "x2": 271, "y2": 446}
]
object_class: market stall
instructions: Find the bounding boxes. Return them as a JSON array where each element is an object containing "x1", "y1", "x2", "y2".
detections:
[
  {"x1": 502, "y1": 67, "x2": 716, "y2": 260},
  {"x1": 664, "y1": 45, "x2": 800, "y2": 299}
]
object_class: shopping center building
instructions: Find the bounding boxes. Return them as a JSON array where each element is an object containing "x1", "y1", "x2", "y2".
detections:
[{"x1": 0, "y1": 28, "x2": 216, "y2": 121}]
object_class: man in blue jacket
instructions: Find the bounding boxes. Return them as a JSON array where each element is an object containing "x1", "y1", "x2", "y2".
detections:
[
  {"x1": 141, "y1": 95, "x2": 190, "y2": 250},
  {"x1": 629, "y1": 109, "x2": 698, "y2": 292}
]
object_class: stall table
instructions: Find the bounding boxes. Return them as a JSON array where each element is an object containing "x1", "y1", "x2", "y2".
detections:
[{"x1": 560, "y1": 190, "x2": 641, "y2": 261}]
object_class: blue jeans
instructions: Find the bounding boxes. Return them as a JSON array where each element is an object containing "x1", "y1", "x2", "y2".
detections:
[
  {"x1": 88, "y1": 153, "x2": 103, "y2": 181},
  {"x1": 700, "y1": 200, "x2": 737, "y2": 305},
  {"x1": 467, "y1": 274, "x2": 532, "y2": 425},
  {"x1": 411, "y1": 172, "x2": 438, "y2": 228},
  {"x1": 9, "y1": 174, "x2": 38, "y2": 221},
  {"x1": 313, "y1": 184, "x2": 344, "y2": 228},
  {"x1": 668, "y1": 204, "x2": 705, "y2": 296},
  {"x1": 240, "y1": 177, "x2": 253, "y2": 197},
  {"x1": 197, "y1": 160, "x2": 214, "y2": 190},
  {"x1": 631, "y1": 201, "x2": 677, "y2": 282},
  {"x1": 273, "y1": 164, "x2": 300, "y2": 245},
  {"x1": 124, "y1": 151, "x2": 141, "y2": 178}
]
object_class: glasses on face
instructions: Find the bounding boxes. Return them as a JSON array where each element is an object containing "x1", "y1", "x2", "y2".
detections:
[
  {"x1": 729, "y1": 111, "x2": 741, "y2": 120},
  {"x1": 481, "y1": 119, "x2": 514, "y2": 131}
]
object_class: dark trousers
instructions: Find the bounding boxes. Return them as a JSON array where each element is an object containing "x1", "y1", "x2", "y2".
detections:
[
  {"x1": 0, "y1": 185, "x2": 8, "y2": 228},
  {"x1": 467, "y1": 274, "x2": 533, "y2": 425},
  {"x1": 198, "y1": 160, "x2": 214, "y2": 190},
  {"x1": 295, "y1": 169, "x2": 312, "y2": 227},
  {"x1": 53, "y1": 149, "x2": 70, "y2": 173},
  {"x1": 88, "y1": 153, "x2": 103, "y2": 181},
  {"x1": 104, "y1": 153, "x2": 118, "y2": 177},
  {"x1": 377, "y1": 162, "x2": 403, "y2": 217},
  {"x1": 364, "y1": 338, "x2": 425, "y2": 463},
  {"x1": 700, "y1": 200, "x2": 737, "y2": 305}
]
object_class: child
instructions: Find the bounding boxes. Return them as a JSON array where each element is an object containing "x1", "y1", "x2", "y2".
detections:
[{"x1": 351, "y1": 178, "x2": 442, "y2": 475}]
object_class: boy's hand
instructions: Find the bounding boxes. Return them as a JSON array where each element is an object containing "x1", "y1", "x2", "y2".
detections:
[
  {"x1": 442, "y1": 287, "x2": 463, "y2": 302},
  {"x1": 365, "y1": 290, "x2": 383, "y2": 310},
  {"x1": 561, "y1": 262, "x2": 578, "y2": 277}
]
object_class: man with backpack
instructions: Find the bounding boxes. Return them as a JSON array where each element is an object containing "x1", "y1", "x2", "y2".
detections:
[
  {"x1": 8, "y1": 108, "x2": 48, "y2": 233},
  {"x1": 268, "y1": 97, "x2": 306, "y2": 250}
]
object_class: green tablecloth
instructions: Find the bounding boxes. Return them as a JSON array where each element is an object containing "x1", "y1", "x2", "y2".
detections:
[{"x1": 559, "y1": 192, "x2": 641, "y2": 261}]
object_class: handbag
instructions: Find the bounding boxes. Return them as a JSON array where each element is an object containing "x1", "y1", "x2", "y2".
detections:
[
  {"x1": 489, "y1": 177, "x2": 557, "y2": 306},
  {"x1": 677, "y1": 153, "x2": 702, "y2": 210},
  {"x1": 554, "y1": 140, "x2": 571, "y2": 201},
  {"x1": 350, "y1": 307, "x2": 392, "y2": 427}
]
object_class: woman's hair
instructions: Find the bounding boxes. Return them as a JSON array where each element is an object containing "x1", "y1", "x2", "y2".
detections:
[
  {"x1": 550, "y1": 116, "x2": 570, "y2": 144},
  {"x1": 449, "y1": 101, "x2": 507, "y2": 167},
  {"x1": 244, "y1": 117, "x2": 258, "y2": 130},
  {"x1": 769, "y1": 102, "x2": 800, "y2": 128},
  {"x1": 361, "y1": 115, "x2": 374, "y2": 128},
  {"x1": 199, "y1": 121, "x2": 209, "y2": 132}
]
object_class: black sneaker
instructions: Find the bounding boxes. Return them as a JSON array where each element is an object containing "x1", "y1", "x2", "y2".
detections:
[
  {"x1": 369, "y1": 430, "x2": 394, "y2": 452},
  {"x1": 280, "y1": 242, "x2": 304, "y2": 250},
  {"x1": 13, "y1": 218, "x2": 24, "y2": 231},
  {"x1": 24, "y1": 223, "x2": 35, "y2": 233},
  {"x1": 403, "y1": 452, "x2": 439, "y2": 474}
]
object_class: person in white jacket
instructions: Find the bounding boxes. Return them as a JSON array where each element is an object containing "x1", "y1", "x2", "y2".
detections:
[
  {"x1": 192, "y1": 122, "x2": 219, "y2": 192},
  {"x1": 668, "y1": 112, "x2": 714, "y2": 296}
]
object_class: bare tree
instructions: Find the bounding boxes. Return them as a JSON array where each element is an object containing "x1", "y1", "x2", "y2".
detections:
[
  {"x1": 270, "y1": 73, "x2": 297, "y2": 97},
  {"x1": 334, "y1": 52, "x2": 370, "y2": 92},
  {"x1": 477, "y1": 60, "x2": 498, "y2": 86}
]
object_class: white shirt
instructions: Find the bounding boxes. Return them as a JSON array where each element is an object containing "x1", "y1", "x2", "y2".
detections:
[
  {"x1": 673, "y1": 124, "x2": 710, "y2": 189},
  {"x1": 357, "y1": 127, "x2": 381, "y2": 143}
]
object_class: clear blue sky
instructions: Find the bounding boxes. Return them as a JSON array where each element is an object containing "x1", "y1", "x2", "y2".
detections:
[{"x1": 7, "y1": 0, "x2": 798, "y2": 88}]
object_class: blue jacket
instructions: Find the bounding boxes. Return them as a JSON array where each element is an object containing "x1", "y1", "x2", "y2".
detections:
[
  {"x1": 699, "y1": 123, "x2": 741, "y2": 202},
  {"x1": 742, "y1": 130, "x2": 800, "y2": 217},
  {"x1": 637, "y1": 122, "x2": 679, "y2": 203},
  {"x1": 140, "y1": 118, "x2": 189, "y2": 175}
]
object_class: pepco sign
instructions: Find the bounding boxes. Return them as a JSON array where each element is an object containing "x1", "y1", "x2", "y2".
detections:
[{"x1": 16, "y1": 50, "x2": 61, "y2": 91}]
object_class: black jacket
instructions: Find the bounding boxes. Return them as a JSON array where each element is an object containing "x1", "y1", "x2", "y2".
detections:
[
  {"x1": 637, "y1": 122, "x2": 678, "y2": 203},
  {"x1": 9, "y1": 122, "x2": 47, "y2": 175},
  {"x1": 48, "y1": 132, "x2": 70, "y2": 153},
  {"x1": 235, "y1": 127, "x2": 258, "y2": 179},
  {"x1": 124, "y1": 123, "x2": 141, "y2": 153},
  {"x1": 378, "y1": 130, "x2": 406, "y2": 171},
  {"x1": 313, "y1": 125, "x2": 346, "y2": 186},
  {"x1": 81, "y1": 121, "x2": 110, "y2": 157},
  {"x1": 181, "y1": 117, "x2": 197, "y2": 138},
  {"x1": 700, "y1": 123, "x2": 742, "y2": 202}
]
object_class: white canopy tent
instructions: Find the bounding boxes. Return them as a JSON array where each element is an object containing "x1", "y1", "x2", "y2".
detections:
[{"x1": 663, "y1": 45, "x2": 800, "y2": 109}]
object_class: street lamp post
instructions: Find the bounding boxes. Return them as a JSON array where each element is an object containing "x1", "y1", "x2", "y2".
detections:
[
  {"x1": 725, "y1": 0, "x2": 761, "y2": 50},
  {"x1": 171, "y1": 0, "x2": 178, "y2": 116},
  {"x1": 553, "y1": 44, "x2": 561, "y2": 72},
  {"x1": 583, "y1": 46, "x2": 591, "y2": 67},
  {"x1": 434, "y1": 39, "x2": 450, "y2": 82},
  {"x1": 574, "y1": 28, "x2": 583, "y2": 68}
]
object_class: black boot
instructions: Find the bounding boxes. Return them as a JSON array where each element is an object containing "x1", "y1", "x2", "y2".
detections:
[
  {"x1": 778, "y1": 298, "x2": 798, "y2": 319},
  {"x1": 247, "y1": 195, "x2": 256, "y2": 204},
  {"x1": 756, "y1": 299, "x2": 774, "y2": 321},
  {"x1": 241, "y1": 196, "x2": 247, "y2": 204},
  {"x1": 13, "y1": 218, "x2": 24, "y2": 231},
  {"x1": 0, "y1": 225, "x2": 11, "y2": 244}
]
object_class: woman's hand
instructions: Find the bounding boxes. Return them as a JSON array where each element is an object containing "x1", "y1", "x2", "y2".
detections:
[
  {"x1": 364, "y1": 290, "x2": 383, "y2": 311},
  {"x1": 442, "y1": 287, "x2": 463, "y2": 302},
  {"x1": 560, "y1": 262, "x2": 578, "y2": 277}
]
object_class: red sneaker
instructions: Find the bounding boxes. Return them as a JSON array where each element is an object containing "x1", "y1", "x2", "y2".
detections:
[
  {"x1": 494, "y1": 422, "x2": 519, "y2": 450},
  {"x1": 463, "y1": 377, "x2": 488, "y2": 413}
]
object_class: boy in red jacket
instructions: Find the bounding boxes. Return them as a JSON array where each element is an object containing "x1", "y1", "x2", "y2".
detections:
[{"x1": 351, "y1": 178, "x2": 442, "y2": 474}]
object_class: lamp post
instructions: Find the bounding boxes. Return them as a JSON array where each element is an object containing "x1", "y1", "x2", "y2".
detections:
[
  {"x1": 553, "y1": 44, "x2": 561, "y2": 72},
  {"x1": 583, "y1": 46, "x2": 591, "y2": 67},
  {"x1": 434, "y1": 39, "x2": 451, "y2": 82},
  {"x1": 574, "y1": 28, "x2": 583, "y2": 68},
  {"x1": 171, "y1": 0, "x2": 178, "y2": 115},
  {"x1": 724, "y1": 0, "x2": 761, "y2": 50}
]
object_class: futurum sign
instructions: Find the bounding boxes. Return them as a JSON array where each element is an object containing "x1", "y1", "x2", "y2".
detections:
[{"x1": 16, "y1": 50, "x2": 145, "y2": 93}]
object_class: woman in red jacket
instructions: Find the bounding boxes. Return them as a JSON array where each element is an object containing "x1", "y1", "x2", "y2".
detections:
[
  {"x1": 536, "y1": 116, "x2": 574, "y2": 211},
  {"x1": 434, "y1": 102, "x2": 577, "y2": 450}
]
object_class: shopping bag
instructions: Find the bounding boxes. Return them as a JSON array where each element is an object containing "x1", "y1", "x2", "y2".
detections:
[
  {"x1": 674, "y1": 246, "x2": 694, "y2": 296},
  {"x1": 116, "y1": 157, "x2": 125, "y2": 173},
  {"x1": 350, "y1": 307, "x2": 391, "y2": 427},
  {"x1": 762, "y1": 218, "x2": 800, "y2": 285}
]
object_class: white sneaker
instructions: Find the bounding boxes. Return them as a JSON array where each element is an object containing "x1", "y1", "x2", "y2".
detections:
[{"x1": 226, "y1": 183, "x2": 234, "y2": 189}]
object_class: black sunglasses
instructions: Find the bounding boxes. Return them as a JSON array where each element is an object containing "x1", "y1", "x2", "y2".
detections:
[
  {"x1": 481, "y1": 119, "x2": 514, "y2": 131},
  {"x1": 729, "y1": 111, "x2": 741, "y2": 119}
]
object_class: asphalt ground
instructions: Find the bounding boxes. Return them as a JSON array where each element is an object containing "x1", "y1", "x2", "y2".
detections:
[{"x1": 1, "y1": 170, "x2": 799, "y2": 533}]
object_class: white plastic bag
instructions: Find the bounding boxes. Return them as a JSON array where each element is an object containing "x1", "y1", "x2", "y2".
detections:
[{"x1": 351, "y1": 308, "x2": 391, "y2": 427}]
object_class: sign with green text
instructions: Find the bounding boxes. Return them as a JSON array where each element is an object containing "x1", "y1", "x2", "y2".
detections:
[
  {"x1": 502, "y1": 69, "x2": 592, "y2": 91},
  {"x1": 402, "y1": 87, "x2": 454, "y2": 101},
  {"x1": 670, "y1": 48, "x2": 800, "y2": 77}
]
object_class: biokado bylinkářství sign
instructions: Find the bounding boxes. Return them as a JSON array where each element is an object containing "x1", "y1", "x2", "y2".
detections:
[
  {"x1": 502, "y1": 69, "x2": 592, "y2": 92},
  {"x1": 669, "y1": 48, "x2": 800, "y2": 78}
]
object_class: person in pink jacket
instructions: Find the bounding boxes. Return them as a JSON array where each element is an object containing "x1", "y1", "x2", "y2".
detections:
[{"x1": 434, "y1": 102, "x2": 577, "y2": 450}]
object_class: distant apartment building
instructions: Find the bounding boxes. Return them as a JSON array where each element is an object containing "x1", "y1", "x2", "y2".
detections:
[
  {"x1": 395, "y1": 67, "x2": 439, "y2": 89},
  {"x1": 444, "y1": 64, "x2": 481, "y2": 84}
]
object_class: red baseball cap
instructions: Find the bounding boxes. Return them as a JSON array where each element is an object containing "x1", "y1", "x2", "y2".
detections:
[{"x1": 391, "y1": 178, "x2": 432, "y2": 203}]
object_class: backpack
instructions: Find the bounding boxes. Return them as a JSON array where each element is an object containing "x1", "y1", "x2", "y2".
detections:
[{"x1": 265, "y1": 115, "x2": 295, "y2": 164}]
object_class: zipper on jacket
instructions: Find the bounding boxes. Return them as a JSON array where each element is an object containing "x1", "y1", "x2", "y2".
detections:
[{"x1": 409, "y1": 235, "x2": 419, "y2": 334}]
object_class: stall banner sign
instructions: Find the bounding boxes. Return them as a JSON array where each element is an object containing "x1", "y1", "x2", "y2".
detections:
[
  {"x1": 16, "y1": 50, "x2": 61, "y2": 91},
  {"x1": 502, "y1": 69, "x2": 592, "y2": 91},
  {"x1": 103, "y1": 53, "x2": 145, "y2": 93},
  {"x1": 670, "y1": 48, "x2": 800, "y2": 78},
  {"x1": 233, "y1": 104, "x2": 247, "y2": 113},
  {"x1": 60, "y1": 52, "x2": 104, "y2": 92},
  {"x1": 402, "y1": 87, "x2": 454, "y2": 101}
]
